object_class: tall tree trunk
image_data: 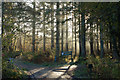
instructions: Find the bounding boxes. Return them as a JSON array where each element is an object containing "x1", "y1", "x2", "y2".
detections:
[
  {"x1": 2, "y1": 2, "x2": 4, "y2": 38},
  {"x1": 17, "y1": 3, "x2": 22, "y2": 52},
  {"x1": 51, "y1": 3, "x2": 54, "y2": 50},
  {"x1": 36, "y1": 31, "x2": 38, "y2": 52},
  {"x1": 15, "y1": 39, "x2": 17, "y2": 51},
  {"x1": 118, "y1": 35, "x2": 120, "y2": 52},
  {"x1": 32, "y1": 2, "x2": 35, "y2": 53},
  {"x1": 78, "y1": 2, "x2": 81, "y2": 57},
  {"x1": 55, "y1": 2, "x2": 60, "y2": 62},
  {"x1": 61, "y1": 4, "x2": 64, "y2": 53},
  {"x1": 20, "y1": 28, "x2": 22, "y2": 51},
  {"x1": 109, "y1": 23, "x2": 112, "y2": 52},
  {"x1": 106, "y1": 28, "x2": 109, "y2": 52},
  {"x1": 110, "y1": 38, "x2": 112, "y2": 52},
  {"x1": 18, "y1": 23, "x2": 22, "y2": 51},
  {"x1": 96, "y1": 24, "x2": 99, "y2": 55},
  {"x1": 72, "y1": 12, "x2": 73, "y2": 51},
  {"x1": 100, "y1": 22, "x2": 104, "y2": 58},
  {"x1": 13, "y1": 37, "x2": 16, "y2": 51},
  {"x1": 111, "y1": 13, "x2": 119, "y2": 59},
  {"x1": 9, "y1": 36, "x2": 13, "y2": 52},
  {"x1": 106, "y1": 39, "x2": 109, "y2": 51},
  {"x1": 81, "y1": 13, "x2": 86, "y2": 58},
  {"x1": 118, "y1": 3, "x2": 120, "y2": 52},
  {"x1": 112, "y1": 30, "x2": 119, "y2": 59},
  {"x1": 43, "y1": 3, "x2": 46, "y2": 51},
  {"x1": 90, "y1": 23, "x2": 94, "y2": 56},
  {"x1": 24, "y1": 26, "x2": 26, "y2": 51},
  {"x1": 111, "y1": 26, "x2": 119, "y2": 59},
  {"x1": 74, "y1": 12, "x2": 77, "y2": 59},
  {"x1": 66, "y1": 12, "x2": 68, "y2": 51}
]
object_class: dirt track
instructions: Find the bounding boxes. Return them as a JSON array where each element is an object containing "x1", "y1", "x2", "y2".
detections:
[{"x1": 13, "y1": 58, "x2": 77, "y2": 79}]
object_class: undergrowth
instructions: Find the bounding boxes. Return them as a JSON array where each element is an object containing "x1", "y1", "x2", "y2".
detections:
[
  {"x1": 86, "y1": 55, "x2": 120, "y2": 78},
  {"x1": 73, "y1": 54, "x2": 120, "y2": 78},
  {"x1": 2, "y1": 59, "x2": 28, "y2": 79},
  {"x1": 21, "y1": 48, "x2": 55, "y2": 64}
]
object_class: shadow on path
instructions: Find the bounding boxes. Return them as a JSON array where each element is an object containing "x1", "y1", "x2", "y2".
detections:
[{"x1": 13, "y1": 58, "x2": 76, "y2": 79}]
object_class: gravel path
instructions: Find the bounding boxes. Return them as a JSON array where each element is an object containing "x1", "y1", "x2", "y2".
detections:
[{"x1": 13, "y1": 58, "x2": 77, "y2": 80}]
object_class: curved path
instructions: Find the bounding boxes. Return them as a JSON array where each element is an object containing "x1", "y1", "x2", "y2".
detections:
[{"x1": 13, "y1": 58, "x2": 77, "y2": 80}]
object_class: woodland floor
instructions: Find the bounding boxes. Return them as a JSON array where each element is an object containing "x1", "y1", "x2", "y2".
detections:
[{"x1": 13, "y1": 57, "x2": 89, "y2": 80}]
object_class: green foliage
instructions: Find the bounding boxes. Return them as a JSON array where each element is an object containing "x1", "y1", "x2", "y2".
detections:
[
  {"x1": 22, "y1": 52, "x2": 34, "y2": 62},
  {"x1": 75, "y1": 55, "x2": 120, "y2": 78},
  {"x1": 2, "y1": 34, "x2": 14, "y2": 52},
  {"x1": 86, "y1": 55, "x2": 120, "y2": 78},
  {"x1": 74, "y1": 66, "x2": 88, "y2": 78},
  {"x1": 2, "y1": 51, "x2": 22, "y2": 60},
  {"x1": 2, "y1": 60, "x2": 28, "y2": 79},
  {"x1": 21, "y1": 48, "x2": 55, "y2": 64},
  {"x1": 77, "y1": 57, "x2": 87, "y2": 64}
]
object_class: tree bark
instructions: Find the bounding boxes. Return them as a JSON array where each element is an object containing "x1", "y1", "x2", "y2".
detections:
[
  {"x1": 24, "y1": 26, "x2": 26, "y2": 51},
  {"x1": 96, "y1": 24, "x2": 99, "y2": 54},
  {"x1": 61, "y1": 4, "x2": 64, "y2": 53},
  {"x1": 90, "y1": 23, "x2": 94, "y2": 56},
  {"x1": 55, "y1": 2, "x2": 60, "y2": 62},
  {"x1": 66, "y1": 11, "x2": 68, "y2": 51},
  {"x1": 51, "y1": 3, "x2": 54, "y2": 50},
  {"x1": 100, "y1": 22, "x2": 104, "y2": 58},
  {"x1": 72, "y1": 12, "x2": 73, "y2": 51},
  {"x1": 2, "y1": 2, "x2": 4, "y2": 38},
  {"x1": 110, "y1": 38, "x2": 112, "y2": 52},
  {"x1": 112, "y1": 34, "x2": 119, "y2": 59},
  {"x1": 32, "y1": 2, "x2": 35, "y2": 53},
  {"x1": 109, "y1": 23, "x2": 112, "y2": 52},
  {"x1": 81, "y1": 13, "x2": 86, "y2": 58},
  {"x1": 36, "y1": 31, "x2": 38, "y2": 52},
  {"x1": 111, "y1": 13, "x2": 119, "y2": 59},
  {"x1": 20, "y1": 28, "x2": 22, "y2": 51},
  {"x1": 118, "y1": 3, "x2": 120, "y2": 52},
  {"x1": 43, "y1": 3, "x2": 46, "y2": 51},
  {"x1": 74, "y1": 12, "x2": 77, "y2": 59},
  {"x1": 78, "y1": 2, "x2": 81, "y2": 57}
]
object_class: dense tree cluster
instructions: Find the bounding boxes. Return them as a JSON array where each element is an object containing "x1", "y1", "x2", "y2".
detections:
[{"x1": 2, "y1": 2, "x2": 120, "y2": 61}]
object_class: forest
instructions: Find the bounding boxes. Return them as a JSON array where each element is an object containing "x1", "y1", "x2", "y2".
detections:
[{"x1": 1, "y1": 2, "x2": 120, "y2": 79}]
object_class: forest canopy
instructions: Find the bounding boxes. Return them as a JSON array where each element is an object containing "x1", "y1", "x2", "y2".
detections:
[{"x1": 1, "y1": 2, "x2": 120, "y2": 79}]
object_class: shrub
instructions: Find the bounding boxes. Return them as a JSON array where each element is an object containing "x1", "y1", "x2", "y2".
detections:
[
  {"x1": 86, "y1": 55, "x2": 120, "y2": 78},
  {"x1": 2, "y1": 60, "x2": 28, "y2": 79},
  {"x1": 2, "y1": 51, "x2": 22, "y2": 60},
  {"x1": 21, "y1": 49, "x2": 55, "y2": 64}
]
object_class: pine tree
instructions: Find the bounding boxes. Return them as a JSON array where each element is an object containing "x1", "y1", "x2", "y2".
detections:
[
  {"x1": 32, "y1": 2, "x2": 36, "y2": 53},
  {"x1": 81, "y1": 12, "x2": 86, "y2": 58},
  {"x1": 56, "y1": 2, "x2": 60, "y2": 61},
  {"x1": 51, "y1": 3, "x2": 54, "y2": 50}
]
